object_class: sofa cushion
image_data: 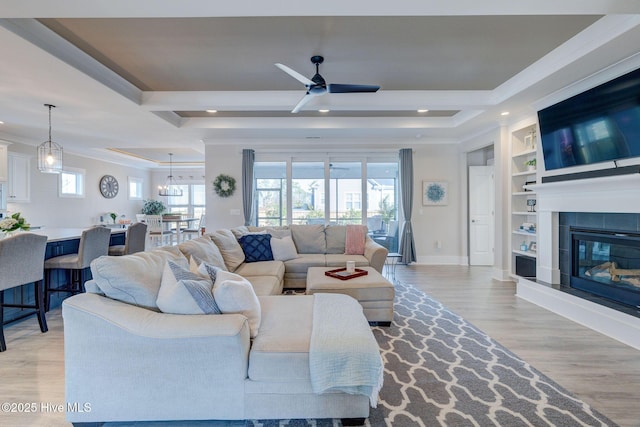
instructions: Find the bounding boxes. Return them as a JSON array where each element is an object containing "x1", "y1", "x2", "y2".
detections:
[
  {"x1": 210, "y1": 229, "x2": 245, "y2": 271},
  {"x1": 89, "y1": 246, "x2": 186, "y2": 310},
  {"x1": 325, "y1": 225, "x2": 346, "y2": 254},
  {"x1": 270, "y1": 235, "x2": 298, "y2": 261},
  {"x1": 290, "y1": 224, "x2": 326, "y2": 254},
  {"x1": 283, "y1": 254, "x2": 327, "y2": 274},
  {"x1": 239, "y1": 234, "x2": 274, "y2": 263},
  {"x1": 234, "y1": 260, "x2": 285, "y2": 279},
  {"x1": 214, "y1": 277, "x2": 261, "y2": 338},
  {"x1": 245, "y1": 276, "x2": 283, "y2": 296},
  {"x1": 156, "y1": 260, "x2": 221, "y2": 315},
  {"x1": 178, "y1": 236, "x2": 227, "y2": 271},
  {"x1": 345, "y1": 225, "x2": 367, "y2": 255},
  {"x1": 249, "y1": 295, "x2": 313, "y2": 382}
]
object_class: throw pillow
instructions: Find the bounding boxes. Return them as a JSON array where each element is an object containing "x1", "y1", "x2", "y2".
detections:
[
  {"x1": 345, "y1": 224, "x2": 367, "y2": 255},
  {"x1": 270, "y1": 235, "x2": 298, "y2": 261},
  {"x1": 157, "y1": 260, "x2": 221, "y2": 315},
  {"x1": 214, "y1": 277, "x2": 261, "y2": 338},
  {"x1": 210, "y1": 229, "x2": 246, "y2": 271},
  {"x1": 239, "y1": 234, "x2": 274, "y2": 263}
]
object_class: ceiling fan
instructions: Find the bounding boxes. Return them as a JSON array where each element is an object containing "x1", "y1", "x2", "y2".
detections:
[{"x1": 275, "y1": 55, "x2": 380, "y2": 113}]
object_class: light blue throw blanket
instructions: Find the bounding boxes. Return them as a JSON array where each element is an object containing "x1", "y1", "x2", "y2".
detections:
[{"x1": 309, "y1": 294, "x2": 384, "y2": 407}]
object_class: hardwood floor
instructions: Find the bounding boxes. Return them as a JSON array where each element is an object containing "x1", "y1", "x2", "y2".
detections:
[{"x1": 1, "y1": 265, "x2": 639, "y2": 426}]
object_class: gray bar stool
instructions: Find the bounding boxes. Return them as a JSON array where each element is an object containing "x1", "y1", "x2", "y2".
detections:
[
  {"x1": 0, "y1": 233, "x2": 48, "y2": 352},
  {"x1": 108, "y1": 222, "x2": 147, "y2": 256},
  {"x1": 44, "y1": 226, "x2": 112, "y2": 311}
]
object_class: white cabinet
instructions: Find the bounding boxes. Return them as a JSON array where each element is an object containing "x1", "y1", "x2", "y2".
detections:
[
  {"x1": 7, "y1": 153, "x2": 31, "y2": 203},
  {"x1": 510, "y1": 124, "x2": 537, "y2": 277},
  {"x1": 0, "y1": 143, "x2": 8, "y2": 182}
]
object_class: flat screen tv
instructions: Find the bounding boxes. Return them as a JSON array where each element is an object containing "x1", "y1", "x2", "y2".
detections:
[{"x1": 538, "y1": 67, "x2": 640, "y2": 171}]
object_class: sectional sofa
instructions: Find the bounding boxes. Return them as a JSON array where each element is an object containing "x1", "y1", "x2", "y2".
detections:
[{"x1": 62, "y1": 224, "x2": 386, "y2": 424}]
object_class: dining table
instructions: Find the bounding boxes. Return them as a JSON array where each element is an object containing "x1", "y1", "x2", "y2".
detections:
[{"x1": 160, "y1": 216, "x2": 199, "y2": 244}]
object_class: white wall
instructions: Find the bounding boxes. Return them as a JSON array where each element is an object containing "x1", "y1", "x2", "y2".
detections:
[
  {"x1": 204, "y1": 145, "x2": 245, "y2": 229},
  {"x1": 6, "y1": 141, "x2": 151, "y2": 228}
]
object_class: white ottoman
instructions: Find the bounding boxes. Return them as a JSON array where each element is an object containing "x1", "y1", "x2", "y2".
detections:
[{"x1": 306, "y1": 266, "x2": 395, "y2": 326}]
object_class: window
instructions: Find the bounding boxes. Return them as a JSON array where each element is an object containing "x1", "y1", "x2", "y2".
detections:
[
  {"x1": 59, "y1": 168, "x2": 85, "y2": 198},
  {"x1": 128, "y1": 176, "x2": 143, "y2": 200},
  {"x1": 253, "y1": 156, "x2": 398, "y2": 239},
  {"x1": 167, "y1": 184, "x2": 205, "y2": 219}
]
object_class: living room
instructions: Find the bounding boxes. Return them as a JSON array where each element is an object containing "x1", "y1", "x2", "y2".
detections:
[{"x1": 2, "y1": 2, "x2": 640, "y2": 426}]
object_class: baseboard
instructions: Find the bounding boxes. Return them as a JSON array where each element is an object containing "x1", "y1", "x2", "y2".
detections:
[{"x1": 516, "y1": 278, "x2": 640, "y2": 350}]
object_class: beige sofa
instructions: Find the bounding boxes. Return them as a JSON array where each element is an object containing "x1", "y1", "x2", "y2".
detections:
[
  {"x1": 211, "y1": 224, "x2": 389, "y2": 289},
  {"x1": 63, "y1": 239, "x2": 383, "y2": 425}
]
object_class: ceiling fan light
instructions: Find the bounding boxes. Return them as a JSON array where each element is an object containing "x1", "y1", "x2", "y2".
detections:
[
  {"x1": 417, "y1": 109, "x2": 429, "y2": 113},
  {"x1": 318, "y1": 109, "x2": 330, "y2": 113},
  {"x1": 37, "y1": 104, "x2": 63, "y2": 174}
]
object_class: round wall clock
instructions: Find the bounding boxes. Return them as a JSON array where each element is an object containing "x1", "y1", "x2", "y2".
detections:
[{"x1": 100, "y1": 175, "x2": 119, "y2": 199}]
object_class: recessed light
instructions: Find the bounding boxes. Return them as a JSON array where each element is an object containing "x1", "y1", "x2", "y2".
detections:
[
  {"x1": 206, "y1": 109, "x2": 218, "y2": 113},
  {"x1": 501, "y1": 111, "x2": 510, "y2": 116},
  {"x1": 318, "y1": 109, "x2": 330, "y2": 113},
  {"x1": 417, "y1": 109, "x2": 429, "y2": 113}
]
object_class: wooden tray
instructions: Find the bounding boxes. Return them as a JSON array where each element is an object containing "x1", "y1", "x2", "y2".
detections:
[{"x1": 324, "y1": 267, "x2": 368, "y2": 280}]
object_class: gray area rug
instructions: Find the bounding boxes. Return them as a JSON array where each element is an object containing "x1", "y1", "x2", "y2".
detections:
[
  {"x1": 252, "y1": 282, "x2": 616, "y2": 427},
  {"x1": 109, "y1": 282, "x2": 616, "y2": 427}
]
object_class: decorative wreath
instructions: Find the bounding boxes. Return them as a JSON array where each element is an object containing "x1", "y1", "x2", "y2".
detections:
[{"x1": 213, "y1": 174, "x2": 236, "y2": 198}]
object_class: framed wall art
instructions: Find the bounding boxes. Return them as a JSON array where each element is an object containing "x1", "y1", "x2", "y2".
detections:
[{"x1": 423, "y1": 181, "x2": 448, "y2": 206}]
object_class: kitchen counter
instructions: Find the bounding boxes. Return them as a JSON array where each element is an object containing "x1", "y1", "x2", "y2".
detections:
[{"x1": 29, "y1": 227, "x2": 126, "y2": 242}]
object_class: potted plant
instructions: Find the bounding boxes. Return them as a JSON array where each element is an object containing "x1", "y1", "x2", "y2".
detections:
[
  {"x1": 141, "y1": 199, "x2": 166, "y2": 216},
  {"x1": 524, "y1": 158, "x2": 536, "y2": 171}
]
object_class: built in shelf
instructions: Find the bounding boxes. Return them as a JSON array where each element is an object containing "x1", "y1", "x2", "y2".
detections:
[
  {"x1": 512, "y1": 211, "x2": 537, "y2": 215},
  {"x1": 513, "y1": 249, "x2": 537, "y2": 258},
  {"x1": 512, "y1": 170, "x2": 537, "y2": 177},
  {"x1": 512, "y1": 191, "x2": 536, "y2": 196},
  {"x1": 513, "y1": 230, "x2": 537, "y2": 236},
  {"x1": 512, "y1": 148, "x2": 537, "y2": 158}
]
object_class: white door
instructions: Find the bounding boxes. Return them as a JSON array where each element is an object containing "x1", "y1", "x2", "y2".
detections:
[{"x1": 469, "y1": 165, "x2": 494, "y2": 265}]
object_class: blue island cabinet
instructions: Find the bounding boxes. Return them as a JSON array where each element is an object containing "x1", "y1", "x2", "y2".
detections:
[{"x1": 2, "y1": 228, "x2": 125, "y2": 324}]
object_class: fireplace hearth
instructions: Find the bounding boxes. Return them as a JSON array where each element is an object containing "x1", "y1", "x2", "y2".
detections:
[{"x1": 571, "y1": 228, "x2": 640, "y2": 309}]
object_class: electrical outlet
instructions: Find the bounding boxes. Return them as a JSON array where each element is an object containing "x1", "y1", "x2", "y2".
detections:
[{"x1": 230, "y1": 209, "x2": 241, "y2": 216}]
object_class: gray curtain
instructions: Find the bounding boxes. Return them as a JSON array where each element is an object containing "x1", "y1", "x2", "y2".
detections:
[
  {"x1": 242, "y1": 149, "x2": 255, "y2": 226},
  {"x1": 398, "y1": 148, "x2": 416, "y2": 264}
]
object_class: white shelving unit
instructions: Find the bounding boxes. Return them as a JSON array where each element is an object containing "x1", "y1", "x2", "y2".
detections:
[{"x1": 510, "y1": 124, "x2": 538, "y2": 278}]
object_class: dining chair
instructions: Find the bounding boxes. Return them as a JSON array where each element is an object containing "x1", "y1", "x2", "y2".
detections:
[
  {"x1": 146, "y1": 215, "x2": 175, "y2": 246},
  {"x1": 0, "y1": 233, "x2": 48, "y2": 351},
  {"x1": 180, "y1": 214, "x2": 205, "y2": 240},
  {"x1": 44, "y1": 226, "x2": 112, "y2": 311},
  {"x1": 108, "y1": 222, "x2": 148, "y2": 256}
]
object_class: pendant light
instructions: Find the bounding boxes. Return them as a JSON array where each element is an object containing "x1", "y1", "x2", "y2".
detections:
[
  {"x1": 158, "y1": 153, "x2": 183, "y2": 197},
  {"x1": 37, "y1": 104, "x2": 63, "y2": 173}
]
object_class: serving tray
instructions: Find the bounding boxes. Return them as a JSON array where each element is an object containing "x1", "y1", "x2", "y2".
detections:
[{"x1": 324, "y1": 267, "x2": 368, "y2": 280}]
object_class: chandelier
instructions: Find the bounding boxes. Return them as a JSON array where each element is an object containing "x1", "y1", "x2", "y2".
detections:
[
  {"x1": 158, "y1": 153, "x2": 183, "y2": 197},
  {"x1": 37, "y1": 104, "x2": 63, "y2": 173}
]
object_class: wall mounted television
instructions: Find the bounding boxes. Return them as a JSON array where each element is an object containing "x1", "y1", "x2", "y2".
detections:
[{"x1": 538, "y1": 67, "x2": 640, "y2": 172}]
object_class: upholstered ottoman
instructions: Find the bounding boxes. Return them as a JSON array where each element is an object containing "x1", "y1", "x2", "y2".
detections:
[{"x1": 306, "y1": 266, "x2": 395, "y2": 326}]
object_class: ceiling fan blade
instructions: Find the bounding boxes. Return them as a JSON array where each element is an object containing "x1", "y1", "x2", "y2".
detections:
[
  {"x1": 327, "y1": 84, "x2": 380, "y2": 93},
  {"x1": 275, "y1": 63, "x2": 315, "y2": 86},
  {"x1": 291, "y1": 93, "x2": 316, "y2": 113}
]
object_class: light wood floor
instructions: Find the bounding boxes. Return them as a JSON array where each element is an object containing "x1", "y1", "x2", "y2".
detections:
[{"x1": 1, "y1": 265, "x2": 639, "y2": 426}]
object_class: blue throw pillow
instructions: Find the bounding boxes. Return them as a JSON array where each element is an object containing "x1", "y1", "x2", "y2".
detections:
[{"x1": 239, "y1": 234, "x2": 274, "y2": 263}]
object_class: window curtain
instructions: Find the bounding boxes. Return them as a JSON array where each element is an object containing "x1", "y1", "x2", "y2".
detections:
[
  {"x1": 399, "y1": 148, "x2": 416, "y2": 264},
  {"x1": 242, "y1": 149, "x2": 255, "y2": 226}
]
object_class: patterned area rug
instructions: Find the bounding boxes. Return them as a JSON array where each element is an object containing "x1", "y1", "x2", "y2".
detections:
[{"x1": 108, "y1": 283, "x2": 616, "y2": 427}]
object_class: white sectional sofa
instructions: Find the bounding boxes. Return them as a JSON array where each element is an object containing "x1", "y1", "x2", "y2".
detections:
[{"x1": 62, "y1": 226, "x2": 385, "y2": 425}]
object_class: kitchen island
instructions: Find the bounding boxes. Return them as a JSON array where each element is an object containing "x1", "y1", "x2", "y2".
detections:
[{"x1": 3, "y1": 227, "x2": 126, "y2": 324}]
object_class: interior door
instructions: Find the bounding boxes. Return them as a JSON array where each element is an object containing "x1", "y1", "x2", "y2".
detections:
[{"x1": 469, "y1": 165, "x2": 494, "y2": 266}]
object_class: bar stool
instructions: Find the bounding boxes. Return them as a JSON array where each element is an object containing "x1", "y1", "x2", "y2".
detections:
[
  {"x1": 44, "y1": 226, "x2": 112, "y2": 311},
  {"x1": 0, "y1": 233, "x2": 48, "y2": 352},
  {"x1": 108, "y1": 222, "x2": 147, "y2": 256}
]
